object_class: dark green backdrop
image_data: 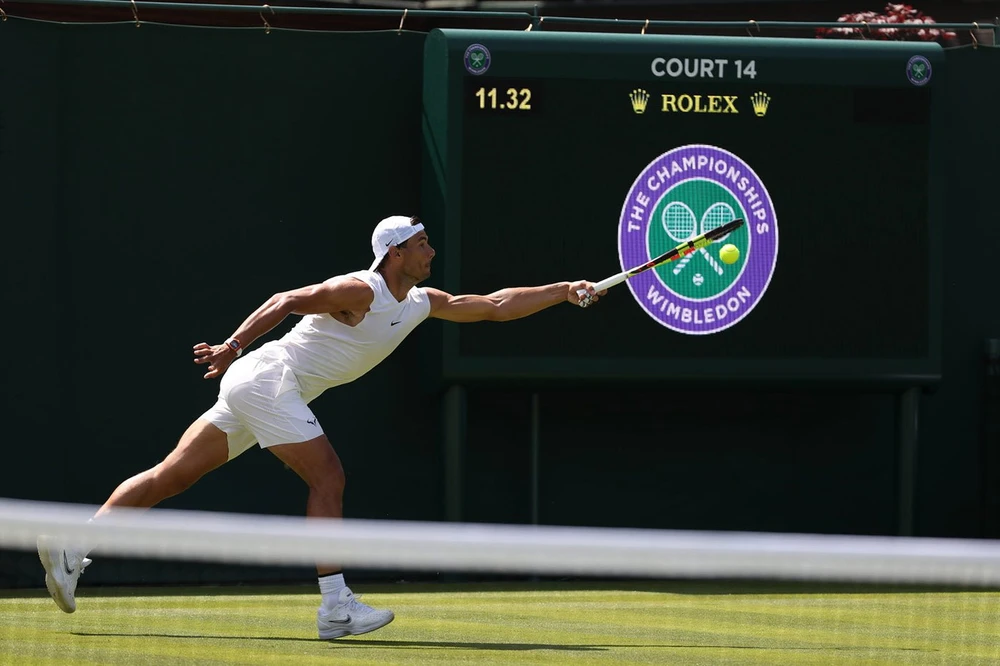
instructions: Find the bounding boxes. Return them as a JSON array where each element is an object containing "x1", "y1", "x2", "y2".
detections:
[{"x1": 1, "y1": 20, "x2": 998, "y2": 587}]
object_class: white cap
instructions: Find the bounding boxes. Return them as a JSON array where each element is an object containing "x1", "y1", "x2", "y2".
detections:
[{"x1": 369, "y1": 215, "x2": 425, "y2": 271}]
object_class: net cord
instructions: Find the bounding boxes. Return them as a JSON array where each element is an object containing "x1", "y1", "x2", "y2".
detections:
[{"x1": 3, "y1": 498, "x2": 1000, "y2": 585}]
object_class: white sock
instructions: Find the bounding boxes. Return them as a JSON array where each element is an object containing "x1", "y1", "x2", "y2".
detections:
[{"x1": 319, "y1": 573, "x2": 346, "y2": 609}]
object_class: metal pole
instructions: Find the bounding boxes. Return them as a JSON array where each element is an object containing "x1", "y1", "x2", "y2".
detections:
[
  {"x1": 444, "y1": 385, "x2": 466, "y2": 523},
  {"x1": 530, "y1": 392, "x2": 540, "y2": 526},
  {"x1": 897, "y1": 387, "x2": 920, "y2": 537}
]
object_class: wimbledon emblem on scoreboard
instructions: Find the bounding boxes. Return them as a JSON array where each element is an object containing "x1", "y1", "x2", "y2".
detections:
[
  {"x1": 464, "y1": 44, "x2": 492, "y2": 75},
  {"x1": 618, "y1": 144, "x2": 778, "y2": 335}
]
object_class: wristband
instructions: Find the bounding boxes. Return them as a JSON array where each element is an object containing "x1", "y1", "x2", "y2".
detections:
[{"x1": 224, "y1": 337, "x2": 243, "y2": 357}]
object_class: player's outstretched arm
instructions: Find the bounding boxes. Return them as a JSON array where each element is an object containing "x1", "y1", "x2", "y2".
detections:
[
  {"x1": 193, "y1": 277, "x2": 374, "y2": 378},
  {"x1": 426, "y1": 281, "x2": 604, "y2": 323}
]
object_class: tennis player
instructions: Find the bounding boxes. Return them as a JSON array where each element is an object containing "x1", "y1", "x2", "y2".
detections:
[{"x1": 38, "y1": 215, "x2": 604, "y2": 640}]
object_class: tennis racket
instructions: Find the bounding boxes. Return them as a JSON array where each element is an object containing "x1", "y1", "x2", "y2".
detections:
[{"x1": 577, "y1": 217, "x2": 745, "y2": 308}]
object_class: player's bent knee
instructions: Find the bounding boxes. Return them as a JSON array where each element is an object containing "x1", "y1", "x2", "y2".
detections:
[
  {"x1": 324, "y1": 463, "x2": 346, "y2": 493},
  {"x1": 268, "y1": 436, "x2": 345, "y2": 491},
  {"x1": 304, "y1": 451, "x2": 345, "y2": 494}
]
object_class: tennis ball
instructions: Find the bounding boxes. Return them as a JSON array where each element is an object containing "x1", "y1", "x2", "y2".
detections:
[{"x1": 719, "y1": 244, "x2": 740, "y2": 265}]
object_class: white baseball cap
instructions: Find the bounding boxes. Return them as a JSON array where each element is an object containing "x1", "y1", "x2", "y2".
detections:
[{"x1": 369, "y1": 215, "x2": 425, "y2": 271}]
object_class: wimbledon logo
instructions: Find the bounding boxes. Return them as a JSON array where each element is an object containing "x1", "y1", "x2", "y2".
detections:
[{"x1": 618, "y1": 144, "x2": 778, "y2": 334}]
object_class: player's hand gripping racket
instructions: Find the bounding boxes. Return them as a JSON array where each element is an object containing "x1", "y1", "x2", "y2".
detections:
[{"x1": 577, "y1": 217, "x2": 745, "y2": 308}]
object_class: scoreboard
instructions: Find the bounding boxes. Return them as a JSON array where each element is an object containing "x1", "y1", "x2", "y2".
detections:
[{"x1": 421, "y1": 29, "x2": 944, "y2": 385}]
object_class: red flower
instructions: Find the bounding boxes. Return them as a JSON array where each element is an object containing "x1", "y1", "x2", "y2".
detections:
[{"x1": 816, "y1": 3, "x2": 957, "y2": 42}]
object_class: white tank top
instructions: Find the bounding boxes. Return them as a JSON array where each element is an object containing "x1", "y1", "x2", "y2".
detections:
[{"x1": 249, "y1": 270, "x2": 430, "y2": 403}]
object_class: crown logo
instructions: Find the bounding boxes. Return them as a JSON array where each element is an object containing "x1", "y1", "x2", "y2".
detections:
[
  {"x1": 630, "y1": 88, "x2": 650, "y2": 114},
  {"x1": 750, "y1": 91, "x2": 771, "y2": 117}
]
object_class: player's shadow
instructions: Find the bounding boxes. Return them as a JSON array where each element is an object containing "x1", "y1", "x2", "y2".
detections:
[
  {"x1": 331, "y1": 639, "x2": 604, "y2": 651},
  {"x1": 69, "y1": 633, "x2": 935, "y2": 653},
  {"x1": 340, "y1": 640, "x2": 933, "y2": 653},
  {"x1": 71, "y1": 632, "x2": 600, "y2": 650}
]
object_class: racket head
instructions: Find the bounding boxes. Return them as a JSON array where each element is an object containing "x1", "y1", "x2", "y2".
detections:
[
  {"x1": 579, "y1": 217, "x2": 746, "y2": 308},
  {"x1": 700, "y1": 203, "x2": 737, "y2": 242},
  {"x1": 704, "y1": 217, "x2": 744, "y2": 242},
  {"x1": 646, "y1": 217, "x2": 745, "y2": 268}
]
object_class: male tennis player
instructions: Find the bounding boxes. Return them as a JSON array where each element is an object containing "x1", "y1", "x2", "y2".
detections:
[{"x1": 37, "y1": 215, "x2": 604, "y2": 640}]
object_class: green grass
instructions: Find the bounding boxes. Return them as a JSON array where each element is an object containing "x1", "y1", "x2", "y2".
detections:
[{"x1": 3, "y1": 581, "x2": 1000, "y2": 665}]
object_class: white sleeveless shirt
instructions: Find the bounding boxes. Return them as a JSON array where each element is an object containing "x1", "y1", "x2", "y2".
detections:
[{"x1": 249, "y1": 270, "x2": 430, "y2": 403}]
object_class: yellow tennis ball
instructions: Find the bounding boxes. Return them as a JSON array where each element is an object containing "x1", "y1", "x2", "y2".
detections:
[{"x1": 719, "y1": 244, "x2": 740, "y2": 265}]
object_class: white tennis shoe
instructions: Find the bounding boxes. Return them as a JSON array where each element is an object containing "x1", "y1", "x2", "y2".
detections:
[
  {"x1": 317, "y1": 587, "x2": 394, "y2": 639},
  {"x1": 37, "y1": 536, "x2": 91, "y2": 613}
]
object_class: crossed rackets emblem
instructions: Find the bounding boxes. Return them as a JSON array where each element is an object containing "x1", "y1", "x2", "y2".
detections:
[
  {"x1": 468, "y1": 51, "x2": 487, "y2": 69},
  {"x1": 661, "y1": 201, "x2": 738, "y2": 276}
]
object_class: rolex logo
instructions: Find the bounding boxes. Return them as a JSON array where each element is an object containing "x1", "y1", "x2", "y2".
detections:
[
  {"x1": 750, "y1": 91, "x2": 771, "y2": 117},
  {"x1": 630, "y1": 88, "x2": 650, "y2": 114}
]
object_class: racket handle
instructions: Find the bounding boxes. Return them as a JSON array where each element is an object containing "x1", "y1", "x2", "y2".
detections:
[
  {"x1": 593, "y1": 273, "x2": 628, "y2": 292},
  {"x1": 576, "y1": 273, "x2": 627, "y2": 308}
]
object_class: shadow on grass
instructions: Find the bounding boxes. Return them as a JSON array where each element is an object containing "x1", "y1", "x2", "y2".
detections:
[
  {"x1": 69, "y1": 633, "x2": 937, "y2": 653},
  {"x1": 71, "y1": 633, "x2": 601, "y2": 650}
]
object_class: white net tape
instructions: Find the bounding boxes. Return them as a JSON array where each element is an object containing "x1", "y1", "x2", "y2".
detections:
[{"x1": 3, "y1": 498, "x2": 1000, "y2": 586}]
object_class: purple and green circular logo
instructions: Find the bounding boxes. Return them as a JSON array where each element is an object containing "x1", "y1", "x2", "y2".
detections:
[
  {"x1": 464, "y1": 44, "x2": 491, "y2": 75},
  {"x1": 618, "y1": 144, "x2": 778, "y2": 335},
  {"x1": 906, "y1": 55, "x2": 932, "y2": 86}
]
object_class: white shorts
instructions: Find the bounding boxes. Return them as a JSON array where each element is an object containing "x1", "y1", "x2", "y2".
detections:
[{"x1": 200, "y1": 351, "x2": 325, "y2": 460}]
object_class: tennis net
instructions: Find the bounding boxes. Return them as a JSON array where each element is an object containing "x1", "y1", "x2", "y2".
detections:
[{"x1": 2, "y1": 497, "x2": 1000, "y2": 664}]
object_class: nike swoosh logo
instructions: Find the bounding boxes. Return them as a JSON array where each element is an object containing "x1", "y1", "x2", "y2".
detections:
[
  {"x1": 390, "y1": 321, "x2": 402, "y2": 326},
  {"x1": 386, "y1": 240, "x2": 393, "y2": 246},
  {"x1": 325, "y1": 615, "x2": 352, "y2": 624},
  {"x1": 62, "y1": 551, "x2": 76, "y2": 576}
]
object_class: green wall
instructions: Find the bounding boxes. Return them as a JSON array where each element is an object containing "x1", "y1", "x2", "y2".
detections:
[
  {"x1": 919, "y1": 46, "x2": 1000, "y2": 538},
  {"x1": 1, "y1": 20, "x2": 998, "y2": 587},
  {"x1": 0, "y1": 22, "x2": 438, "y2": 586}
]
